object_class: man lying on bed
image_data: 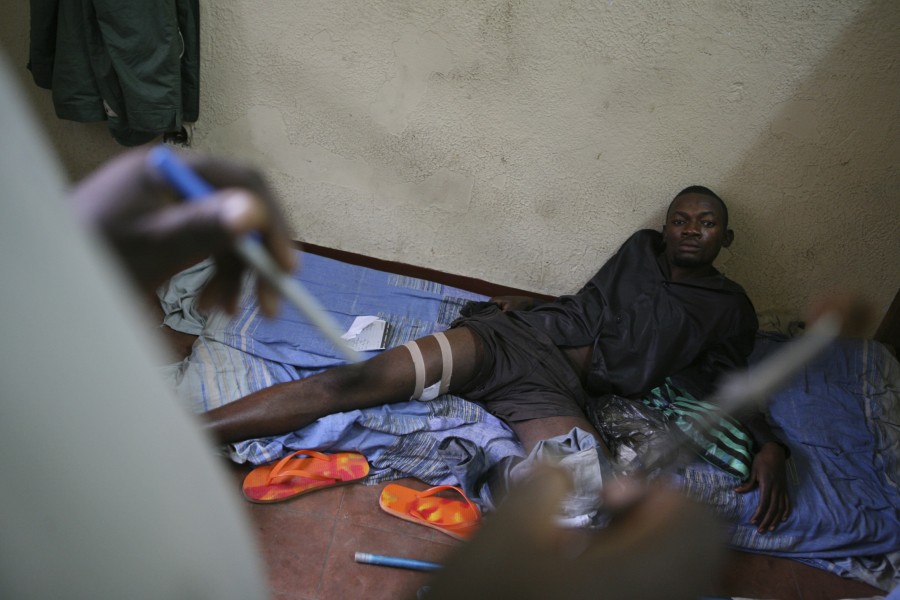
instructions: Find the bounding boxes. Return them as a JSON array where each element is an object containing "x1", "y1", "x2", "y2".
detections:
[{"x1": 203, "y1": 186, "x2": 792, "y2": 532}]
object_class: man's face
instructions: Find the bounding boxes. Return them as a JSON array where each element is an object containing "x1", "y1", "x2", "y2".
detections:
[{"x1": 662, "y1": 193, "x2": 733, "y2": 271}]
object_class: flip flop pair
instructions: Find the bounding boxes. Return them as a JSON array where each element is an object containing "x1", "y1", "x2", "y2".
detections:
[
  {"x1": 242, "y1": 449, "x2": 370, "y2": 503},
  {"x1": 378, "y1": 483, "x2": 481, "y2": 541}
]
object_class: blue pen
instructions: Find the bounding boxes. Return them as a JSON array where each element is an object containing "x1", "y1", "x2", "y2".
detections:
[
  {"x1": 147, "y1": 145, "x2": 362, "y2": 363},
  {"x1": 354, "y1": 552, "x2": 442, "y2": 571}
]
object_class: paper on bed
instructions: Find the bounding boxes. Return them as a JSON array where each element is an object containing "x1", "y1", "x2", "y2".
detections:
[{"x1": 341, "y1": 316, "x2": 387, "y2": 351}]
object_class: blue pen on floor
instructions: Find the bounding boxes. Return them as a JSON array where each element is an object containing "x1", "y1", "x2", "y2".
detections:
[
  {"x1": 146, "y1": 145, "x2": 362, "y2": 363},
  {"x1": 354, "y1": 552, "x2": 442, "y2": 571}
]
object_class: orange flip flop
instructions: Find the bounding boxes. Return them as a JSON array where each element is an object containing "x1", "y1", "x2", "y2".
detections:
[
  {"x1": 242, "y1": 449, "x2": 370, "y2": 503},
  {"x1": 379, "y1": 484, "x2": 481, "y2": 541}
]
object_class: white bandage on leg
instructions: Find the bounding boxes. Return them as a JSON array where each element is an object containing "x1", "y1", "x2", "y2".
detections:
[
  {"x1": 403, "y1": 332, "x2": 454, "y2": 401},
  {"x1": 403, "y1": 340, "x2": 427, "y2": 400},
  {"x1": 433, "y1": 331, "x2": 453, "y2": 395}
]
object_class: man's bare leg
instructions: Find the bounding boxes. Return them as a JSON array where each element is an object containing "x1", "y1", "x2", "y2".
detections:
[{"x1": 202, "y1": 327, "x2": 483, "y2": 444}]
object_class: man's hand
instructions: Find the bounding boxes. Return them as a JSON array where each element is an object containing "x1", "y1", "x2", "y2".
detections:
[
  {"x1": 734, "y1": 442, "x2": 791, "y2": 533},
  {"x1": 490, "y1": 295, "x2": 536, "y2": 311},
  {"x1": 70, "y1": 148, "x2": 296, "y2": 314},
  {"x1": 426, "y1": 469, "x2": 725, "y2": 600}
]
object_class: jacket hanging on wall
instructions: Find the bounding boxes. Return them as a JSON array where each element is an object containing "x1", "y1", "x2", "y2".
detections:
[{"x1": 28, "y1": 0, "x2": 200, "y2": 146}]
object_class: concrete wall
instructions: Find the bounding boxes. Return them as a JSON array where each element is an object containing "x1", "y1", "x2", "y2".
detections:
[{"x1": 3, "y1": 1, "x2": 898, "y2": 330}]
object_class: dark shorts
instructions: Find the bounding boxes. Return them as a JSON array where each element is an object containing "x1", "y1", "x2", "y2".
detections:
[{"x1": 450, "y1": 302, "x2": 589, "y2": 423}]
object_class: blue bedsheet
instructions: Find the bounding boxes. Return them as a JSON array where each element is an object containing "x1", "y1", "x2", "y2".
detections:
[
  {"x1": 159, "y1": 252, "x2": 524, "y2": 482},
  {"x1": 676, "y1": 333, "x2": 900, "y2": 590},
  {"x1": 219, "y1": 252, "x2": 485, "y2": 368},
  {"x1": 159, "y1": 254, "x2": 900, "y2": 591}
]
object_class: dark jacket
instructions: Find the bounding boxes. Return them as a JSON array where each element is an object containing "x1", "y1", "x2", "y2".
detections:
[
  {"x1": 28, "y1": 0, "x2": 199, "y2": 146},
  {"x1": 511, "y1": 230, "x2": 782, "y2": 449},
  {"x1": 512, "y1": 229, "x2": 758, "y2": 399}
]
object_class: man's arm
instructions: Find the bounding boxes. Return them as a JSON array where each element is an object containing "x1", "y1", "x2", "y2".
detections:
[
  {"x1": 734, "y1": 439, "x2": 791, "y2": 533},
  {"x1": 672, "y1": 328, "x2": 792, "y2": 533}
]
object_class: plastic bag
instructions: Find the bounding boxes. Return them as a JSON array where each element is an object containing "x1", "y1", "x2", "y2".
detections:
[{"x1": 585, "y1": 394, "x2": 675, "y2": 478}]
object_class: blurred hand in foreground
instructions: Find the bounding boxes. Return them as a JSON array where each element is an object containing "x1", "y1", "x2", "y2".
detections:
[
  {"x1": 70, "y1": 148, "x2": 296, "y2": 314},
  {"x1": 425, "y1": 468, "x2": 726, "y2": 600}
]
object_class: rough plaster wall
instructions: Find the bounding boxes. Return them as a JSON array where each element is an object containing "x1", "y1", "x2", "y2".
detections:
[{"x1": 2, "y1": 1, "x2": 898, "y2": 330}]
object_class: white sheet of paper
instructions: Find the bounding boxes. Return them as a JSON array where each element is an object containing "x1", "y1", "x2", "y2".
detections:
[{"x1": 341, "y1": 316, "x2": 387, "y2": 351}]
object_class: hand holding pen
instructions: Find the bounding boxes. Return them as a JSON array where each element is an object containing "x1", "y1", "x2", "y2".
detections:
[
  {"x1": 146, "y1": 146, "x2": 362, "y2": 362},
  {"x1": 72, "y1": 145, "x2": 361, "y2": 361},
  {"x1": 71, "y1": 147, "x2": 296, "y2": 316}
]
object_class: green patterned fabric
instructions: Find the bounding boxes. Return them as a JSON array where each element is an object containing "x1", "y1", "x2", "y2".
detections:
[{"x1": 642, "y1": 379, "x2": 753, "y2": 480}]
